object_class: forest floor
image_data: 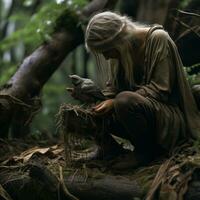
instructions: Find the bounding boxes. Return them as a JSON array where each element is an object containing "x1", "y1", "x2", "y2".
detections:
[{"x1": 0, "y1": 137, "x2": 200, "y2": 200}]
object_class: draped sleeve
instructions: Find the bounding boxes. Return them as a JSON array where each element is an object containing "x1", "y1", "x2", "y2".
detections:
[{"x1": 136, "y1": 29, "x2": 175, "y2": 103}]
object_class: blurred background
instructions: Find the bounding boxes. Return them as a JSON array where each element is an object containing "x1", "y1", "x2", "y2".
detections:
[{"x1": 0, "y1": 0, "x2": 199, "y2": 138}]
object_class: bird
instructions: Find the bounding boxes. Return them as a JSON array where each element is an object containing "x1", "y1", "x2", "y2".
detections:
[{"x1": 67, "y1": 74, "x2": 106, "y2": 103}]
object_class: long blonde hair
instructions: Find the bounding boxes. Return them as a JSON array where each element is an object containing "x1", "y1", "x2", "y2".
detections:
[{"x1": 85, "y1": 11, "x2": 140, "y2": 88}]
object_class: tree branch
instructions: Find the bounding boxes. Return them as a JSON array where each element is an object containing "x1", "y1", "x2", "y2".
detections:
[{"x1": 0, "y1": 0, "x2": 118, "y2": 138}]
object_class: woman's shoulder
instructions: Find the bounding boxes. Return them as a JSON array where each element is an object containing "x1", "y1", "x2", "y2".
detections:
[
  {"x1": 149, "y1": 26, "x2": 169, "y2": 41},
  {"x1": 145, "y1": 26, "x2": 171, "y2": 49}
]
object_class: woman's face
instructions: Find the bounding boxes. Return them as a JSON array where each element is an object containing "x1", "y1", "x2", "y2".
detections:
[{"x1": 101, "y1": 48, "x2": 120, "y2": 60}]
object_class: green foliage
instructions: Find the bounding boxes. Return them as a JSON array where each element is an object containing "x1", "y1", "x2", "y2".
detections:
[
  {"x1": 9, "y1": 13, "x2": 29, "y2": 25},
  {"x1": 23, "y1": 0, "x2": 36, "y2": 7},
  {"x1": 0, "y1": 61, "x2": 17, "y2": 85},
  {"x1": 185, "y1": 63, "x2": 200, "y2": 85},
  {"x1": 179, "y1": 0, "x2": 192, "y2": 8},
  {"x1": 0, "y1": 0, "x2": 87, "y2": 53},
  {"x1": 66, "y1": 0, "x2": 88, "y2": 8},
  {"x1": 31, "y1": 66, "x2": 78, "y2": 135},
  {"x1": 0, "y1": 0, "x2": 88, "y2": 135}
]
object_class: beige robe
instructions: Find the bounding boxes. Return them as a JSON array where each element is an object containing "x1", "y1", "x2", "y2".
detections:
[{"x1": 135, "y1": 25, "x2": 200, "y2": 150}]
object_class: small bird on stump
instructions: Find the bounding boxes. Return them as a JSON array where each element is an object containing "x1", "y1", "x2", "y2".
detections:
[{"x1": 67, "y1": 74, "x2": 106, "y2": 103}]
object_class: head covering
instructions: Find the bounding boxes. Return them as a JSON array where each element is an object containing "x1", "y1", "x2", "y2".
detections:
[
  {"x1": 85, "y1": 12, "x2": 127, "y2": 52},
  {"x1": 85, "y1": 11, "x2": 137, "y2": 88}
]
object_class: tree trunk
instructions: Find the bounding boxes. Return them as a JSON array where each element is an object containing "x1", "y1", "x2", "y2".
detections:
[
  {"x1": 0, "y1": 0, "x2": 118, "y2": 138},
  {"x1": 136, "y1": 0, "x2": 171, "y2": 24}
]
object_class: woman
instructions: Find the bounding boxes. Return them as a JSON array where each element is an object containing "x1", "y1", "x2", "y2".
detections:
[{"x1": 84, "y1": 11, "x2": 200, "y2": 167}]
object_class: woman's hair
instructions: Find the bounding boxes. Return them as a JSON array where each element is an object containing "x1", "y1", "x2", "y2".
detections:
[{"x1": 85, "y1": 11, "x2": 140, "y2": 88}]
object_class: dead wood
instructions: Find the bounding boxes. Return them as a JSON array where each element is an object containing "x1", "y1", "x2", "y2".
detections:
[
  {"x1": 0, "y1": 162, "x2": 144, "y2": 200},
  {"x1": 64, "y1": 172, "x2": 142, "y2": 200},
  {"x1": 0, "y1": 138, "x2": 200, "y2": 200},
  {"x1": 1, "y1": 161, "x2": 200, "y2": 200}
]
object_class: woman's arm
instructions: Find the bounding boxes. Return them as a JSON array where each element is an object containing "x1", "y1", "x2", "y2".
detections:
[{"x1": 136, "y1": 30, "x2": 175, "y2": 103}]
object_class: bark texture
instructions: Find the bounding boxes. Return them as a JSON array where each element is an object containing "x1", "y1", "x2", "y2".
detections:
[{"x1": 0, "y1": 0, "x2": 118, "y2": 138}]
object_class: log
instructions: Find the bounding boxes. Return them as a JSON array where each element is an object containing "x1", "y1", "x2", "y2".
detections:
[
  {"x1": 64, "y1": 170, "x2": 200, "y2": 200},
  {"x1": 65, "y1": 173, "x2": 142, "y2": 200},
  {"x1": 1, "y1": 163, "x2": 200, "y2": 200}
]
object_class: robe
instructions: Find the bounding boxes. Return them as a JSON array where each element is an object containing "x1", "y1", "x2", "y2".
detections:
[{"x1": 132, "y1": 25, "x2": 200, "y2": 150}]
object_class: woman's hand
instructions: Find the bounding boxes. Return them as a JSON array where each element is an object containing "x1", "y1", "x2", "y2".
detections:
[{"x1": 93, "y1": 99, "x2": 114, "y2": 115}]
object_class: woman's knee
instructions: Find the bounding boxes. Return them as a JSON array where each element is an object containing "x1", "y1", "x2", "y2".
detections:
[{"x1": 114, "y1": 91, "x2": 145, "y2": 114}]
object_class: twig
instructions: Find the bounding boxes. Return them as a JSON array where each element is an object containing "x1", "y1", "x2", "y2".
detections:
[
  {"x1": 175, "y1": 25, "x2": 199, "y2": 42},
  {"x1": 83, "y1": 163, "x2": 88, "y2": 183},
  {"x1": 0, "y1": 184, "x2": 13, "y2": 200},
  {"x1": 174, "y1": 9, "x2": 200, "y2": 18},
  {"x1": 70, "y1": 169, "x2": 79, "y2": 183},
  {"x1": 59, "y1": 166, "x2": 79, "y2": 200},
  {"x1": 172, "y1": 16, "x2": 200, "y2": 38}
]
